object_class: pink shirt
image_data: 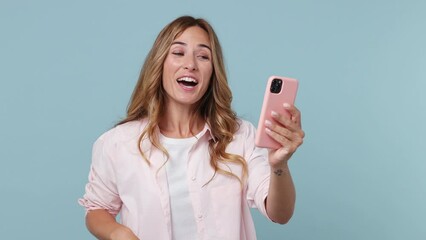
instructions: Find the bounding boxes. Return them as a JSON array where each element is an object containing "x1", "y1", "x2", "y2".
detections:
[{"x1": 79, "y1": 119, "x2": 272, "y2": 240}]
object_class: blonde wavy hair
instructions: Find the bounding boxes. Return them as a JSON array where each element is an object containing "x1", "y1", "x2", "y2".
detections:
[{"x1": 118, "y1": 16, "x2": 247, "y2": 185}]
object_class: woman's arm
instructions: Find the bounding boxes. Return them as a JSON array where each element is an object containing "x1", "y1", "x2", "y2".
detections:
[
  {"x1": 263, "y1": 103, "x2": 304, "y2": 224},
  {"x1": 265, "y1": 162, "x2": 296, "y2": 224},
  {"x1": 86, "y1": 209, "x2": 139, "y2": 240}
]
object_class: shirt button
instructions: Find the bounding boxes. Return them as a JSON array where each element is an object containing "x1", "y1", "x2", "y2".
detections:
[
  {"x1": 191, "y1": 176, "x2": 196, "y2": 181},
  {"x1": 197, "y1": 214, "x2": 203, "y2": 220}
]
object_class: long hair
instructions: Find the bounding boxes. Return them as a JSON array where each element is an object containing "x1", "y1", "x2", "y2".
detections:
[{"x1": 118, "y1": 16, "x2": 247, "y2": 185}]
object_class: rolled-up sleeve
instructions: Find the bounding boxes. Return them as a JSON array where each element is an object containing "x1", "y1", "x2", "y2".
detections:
[
  {"x1": 78, "y1": 133, "x2": 122, "y2": 216},
  {"x1": 243, "y1": 121, "x2": 272, "y2": 221}
]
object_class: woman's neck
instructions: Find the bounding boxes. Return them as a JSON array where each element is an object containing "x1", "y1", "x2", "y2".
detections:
[{"x1": 158, "y1": 103, "x2": 204, "y2": 138}]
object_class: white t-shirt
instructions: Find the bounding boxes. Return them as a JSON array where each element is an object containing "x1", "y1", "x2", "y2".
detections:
[{"x1": 160, "y1": 132, "x2": 202, "y2": 240}]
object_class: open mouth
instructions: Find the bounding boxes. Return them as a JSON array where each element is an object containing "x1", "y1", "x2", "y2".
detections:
[{"x1": 177, "y1": 77, "x2": 198, "y2": 87}]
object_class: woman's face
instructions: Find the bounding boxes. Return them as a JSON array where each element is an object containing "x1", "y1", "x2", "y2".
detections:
[{"x1": 162, "y1": 26, "x2": 213, "y2": 109}]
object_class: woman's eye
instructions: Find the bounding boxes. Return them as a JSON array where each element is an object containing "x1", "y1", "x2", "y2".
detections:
[
  {"x1": 172, "y1": 52, "x2": 184, "y2": 56},
  {"x1": 199, "y1": 55, "x2": 210, "y2": 60}
]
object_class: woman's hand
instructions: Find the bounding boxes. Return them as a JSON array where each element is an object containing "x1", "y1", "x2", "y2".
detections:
[
  {"x1": 86, "y1": 209, "x2": 139, "y2": 240},
  {"x1": 265, "y1": 103, "x2": 305, "y2": 167}
]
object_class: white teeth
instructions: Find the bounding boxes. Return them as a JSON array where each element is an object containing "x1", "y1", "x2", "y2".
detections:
[{"x1": 177, "y1": 77, "x2": 197, "y2": 83}]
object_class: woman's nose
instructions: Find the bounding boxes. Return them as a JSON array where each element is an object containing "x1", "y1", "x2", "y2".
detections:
[{"x1": 183, "y1": 56, "x2": 197, "y2": 71}]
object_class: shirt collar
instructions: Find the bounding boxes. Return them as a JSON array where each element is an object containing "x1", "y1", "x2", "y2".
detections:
[
  {"x1": 139, "y1": 118, "x2": 216, "y2": 144},
  {"x1": 199, "y1": 123, "x2": 216, "y2": 143}
]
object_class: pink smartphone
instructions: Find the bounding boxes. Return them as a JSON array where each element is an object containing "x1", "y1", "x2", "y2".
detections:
[{"x1": 255, "y1": 76, "x2": 299, "y2": 149}]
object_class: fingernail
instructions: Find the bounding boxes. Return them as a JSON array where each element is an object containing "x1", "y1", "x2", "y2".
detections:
[
  {"x1": 265, "y1": 120, "x2": 272, "y2": 127},
  {"x1": 271, "y1": 111, "x2": 279, "y2": 117},
  {"x1": 283, "y1": 103, "x2": 290, "y2": 108}
]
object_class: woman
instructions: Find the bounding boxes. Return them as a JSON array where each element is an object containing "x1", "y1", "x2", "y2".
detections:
[{"x1": 79, "y1": 16, "x2": 304, "y2": 240}]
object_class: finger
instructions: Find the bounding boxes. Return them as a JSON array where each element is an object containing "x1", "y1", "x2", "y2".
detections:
[
  {"x1": 268, "y1": 113, "x2": 305, "y2": 143},
  {"x1": 265, "y1": 126, "x2": 292, "y2": 147},
  {"x1": 265, "y1": 127, "x2": 302, "y2": 155},
  {"x1": 266, "y1": 127, "x2": 304, "y2": 154},
  {"x1": 266, "y1": 120, "x2": 304, "y2": 146},
  {"x1": 271, "y1": 111, "x2": 301, "y2": 133},
  {"x1": 265, "y1": 120, "x2": 295, "y2": 141},
  {"x1": 283, "y1": 103, "x2": 302, "y2": 126}
]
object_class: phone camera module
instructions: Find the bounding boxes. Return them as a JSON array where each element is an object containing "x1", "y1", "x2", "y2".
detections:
[{"x1": 270, "y1": 79, "x2": 282, "y2": 93}]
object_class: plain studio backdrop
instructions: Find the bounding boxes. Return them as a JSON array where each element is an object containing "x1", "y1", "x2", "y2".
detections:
[{"x1": 1, "y1": 0, "x2": 425, "y2": 239}]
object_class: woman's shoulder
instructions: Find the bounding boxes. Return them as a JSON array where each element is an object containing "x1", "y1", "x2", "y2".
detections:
[
  {"x1": 237, "y1": 118, "x2": 256, "y2": 130},
  {"x1": 97, "y1": 119, "x2": 148, "y2": 144},
  {"x1": 227, "y1": 118, "x2": 261, "y2": 154},
  {"x1": 235, "y1": 118, "x2": 257, "y2": 136}
]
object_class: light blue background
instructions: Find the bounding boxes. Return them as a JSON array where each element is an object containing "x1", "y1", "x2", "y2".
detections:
[{"x1": 1, "y1": 0, "x2": 425, "y2": 239}]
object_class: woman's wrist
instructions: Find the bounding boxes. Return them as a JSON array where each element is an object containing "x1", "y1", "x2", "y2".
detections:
[{"x1": 270, "y1": 162, "x2": 290, "y2": 177}]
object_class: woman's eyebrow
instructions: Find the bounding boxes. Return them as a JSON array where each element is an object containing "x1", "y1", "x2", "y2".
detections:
[{"x1": 171, "y1": 41, "x2": 212, "y2": 52}]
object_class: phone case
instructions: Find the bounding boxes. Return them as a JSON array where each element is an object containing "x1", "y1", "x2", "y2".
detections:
[{"x1": 255, "y1": 76, "x2": 299, "y2": 149}]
